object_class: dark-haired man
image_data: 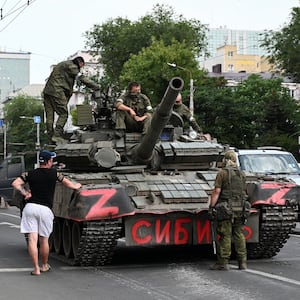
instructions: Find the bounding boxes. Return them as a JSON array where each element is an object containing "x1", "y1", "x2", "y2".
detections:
[
  {"x1": 12, "y1": 150, "x2": 81, "y2": 275},
  {"x1": 115, "y1": 82, "x2": 153, "y2": 135},
  {"x1": 43, "y1": 56, "x2": 99, "y2": 144}
]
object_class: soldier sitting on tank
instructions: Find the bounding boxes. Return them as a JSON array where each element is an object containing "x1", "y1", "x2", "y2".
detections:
[{"x1": 114, "y1": 82, "x2": 153, "y2": 136}]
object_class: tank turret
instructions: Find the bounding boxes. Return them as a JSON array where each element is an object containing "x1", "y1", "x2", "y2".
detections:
[
  {"x1": 55, "y1": 77, "x2": 185, "y2": 171},
  {"x1": 131, "y1": 77, "x2": 184, "y2": 163}
]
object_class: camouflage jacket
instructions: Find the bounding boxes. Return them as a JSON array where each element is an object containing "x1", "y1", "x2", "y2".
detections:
[
  {"x1": 115, "y1": 92, "x2": 153, "y2": 117},
  {"x1": 43, "y1": 60, "x2": 98, "y2": 99},
  {"x1": 173, "y1": 103, "x2": 202, "y2": 132}
]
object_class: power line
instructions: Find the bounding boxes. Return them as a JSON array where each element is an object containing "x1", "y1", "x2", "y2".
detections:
[{"x1": 0, "y1": 0, "x2": 37, "y2": 32}]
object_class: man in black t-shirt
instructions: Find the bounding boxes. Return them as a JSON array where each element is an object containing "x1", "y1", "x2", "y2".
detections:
[{"x1": 12, "y1": 150, "x2": 81, "y2": 276}]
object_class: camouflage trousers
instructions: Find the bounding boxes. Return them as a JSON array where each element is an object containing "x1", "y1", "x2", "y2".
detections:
[
  {"x1": 216, "y1": 216, "x2": 247, "y2": 264},
  {"x1": 44, "y1": 94, "x2": 68, "y2": 140},
  {"x1": 115, "y1": 110, "x2": 152, "y2": 135}
]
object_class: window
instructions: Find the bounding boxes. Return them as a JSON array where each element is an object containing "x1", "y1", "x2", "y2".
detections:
[{"x1": 228, "y1": 64, "x2": 234, "y2": 72}]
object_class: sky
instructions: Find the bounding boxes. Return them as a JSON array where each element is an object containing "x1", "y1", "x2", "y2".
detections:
[{"x1": 0, "y1": 0, "x2": 299, "y2": 84}]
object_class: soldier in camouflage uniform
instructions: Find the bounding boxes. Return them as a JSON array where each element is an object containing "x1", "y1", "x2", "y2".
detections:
[
  {"x1": 115, "y1": 82, "x2": 153, "y2": 135},
  {"x1": 173, "y1": 93, "x2": 202, "y2": 133},
  {"x1": 43, "y1": 56, "x2": 99, "y2": 144},
  {"x1": 209, "y1": 150, "x2": 248, "y2": 271}
]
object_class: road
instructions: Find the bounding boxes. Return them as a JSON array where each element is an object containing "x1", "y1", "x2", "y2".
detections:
[{"x1": 1, "y1": 206, "x2": 300, "y2": 300}]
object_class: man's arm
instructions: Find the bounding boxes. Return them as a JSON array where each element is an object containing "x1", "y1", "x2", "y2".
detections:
[
  {"x1": 210, "y1": 187, "x2": 221, "y2": 207},
  {"x1": 115, "y1": 101, "x2": 136, "y2": 117},
  {"x1": 11, "y1": 177, "x2": 31, "y2": 200},
  {"x1": 62, "y1": 177, "x2": 82, "y2": 190}
]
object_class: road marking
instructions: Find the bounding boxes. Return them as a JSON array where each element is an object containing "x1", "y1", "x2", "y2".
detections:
[
  {"x1": 0, "y1": 212, "x2": 20, "y2": 219},
  {"x1": 0, "y1": 268, "x2": 32, "y2": 273},
  {"x1": 229, "y1": 265, "x2": 300, "y2": 286},
  {"x1": 0, "y1": 221, "x2": 20, "y2": 228}
]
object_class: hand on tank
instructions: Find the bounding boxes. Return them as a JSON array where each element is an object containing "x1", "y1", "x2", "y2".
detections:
[{"x1": 74, "y1": 183, "x2": 82, "y2": 190}]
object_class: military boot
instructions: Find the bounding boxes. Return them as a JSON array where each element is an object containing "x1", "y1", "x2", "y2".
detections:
[
  {"x1": 238, "y1": 261, "x2": 247, "y2": 270},
  {"x1": 209, "y1": 263, "x2": 229, "y2": 271}
]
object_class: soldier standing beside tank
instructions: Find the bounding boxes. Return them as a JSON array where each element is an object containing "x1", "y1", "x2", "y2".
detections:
[
  {"x1": 209, "y1": 150, "x2": 248, "y2": 271},
  {"x1": 43, "y1": 56, "x2": 100, "y2": 144},
  {"x1": 173, "y1": 93, "x2": 203, "y2": 134},
  {"x1": 114, "y1": 82, "x2": 153, "y2": 135}
]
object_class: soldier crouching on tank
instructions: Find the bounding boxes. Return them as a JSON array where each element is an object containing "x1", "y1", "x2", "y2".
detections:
[
  {"x1": 114, "y1": 81, "x2": 153, "y2": 136},
  {"x1": 209, "y1": 150, "x2": 248, "y2": 271}
]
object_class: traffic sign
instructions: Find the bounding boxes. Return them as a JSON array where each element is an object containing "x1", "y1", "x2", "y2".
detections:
[{"x1": 33, "y1": 116, "x2": 41, "y2": 124}]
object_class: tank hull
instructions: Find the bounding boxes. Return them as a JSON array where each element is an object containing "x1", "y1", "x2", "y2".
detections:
[{"x1": 49, "y1": 170, "x2": 298, "y2": 266}]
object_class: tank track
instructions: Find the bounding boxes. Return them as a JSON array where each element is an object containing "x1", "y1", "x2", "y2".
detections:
[
  {"x1": 75, "y1": 219, "x2": 122, "y2": 266},
  {"x1": 52, "y1": 219, "x2": 122, "y2": 266},
  {"x1": 247, "y1": 205, "x2": 297, "y2": 259}
]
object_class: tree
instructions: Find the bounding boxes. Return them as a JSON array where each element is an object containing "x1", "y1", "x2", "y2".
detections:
[
  {"x1": 120, "y1": 39, "x2": 205, "y2": 105},
  {"x1": 194, "y1": 75, "x2": 300, "y2": 155},
  {"x1": 84, "y1": 4, "x2": 207, "y2": 88},
  {"x1": 261, "y1": 7, "x2": 300, "y2": 82},
  {"x1": 2, "y1": 96, "x2": 46, "y2": 158}
]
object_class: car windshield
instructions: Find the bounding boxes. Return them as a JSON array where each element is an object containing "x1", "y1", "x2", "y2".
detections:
[{"x1": 239, "y1": 153, "x2": 300, "y2": 174}]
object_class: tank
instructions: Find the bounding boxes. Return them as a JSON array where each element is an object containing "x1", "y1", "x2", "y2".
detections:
[{"x1": 13, "y1": 77, "x2": 299, "y2": 266}]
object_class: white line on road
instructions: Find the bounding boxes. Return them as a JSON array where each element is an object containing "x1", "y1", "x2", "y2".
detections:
[
  {"x1": 0, "y1": 212, "x2": 20, "y2": 219},
  {"x1": 0, "y1": 221, "x2": 20, "y2": 228},
  {"x1": 0, "y1": 268, "x2": 32, "y2": 273},
  {"x1": 229, "y1": 265, "x2": 300, "y2": 286}
]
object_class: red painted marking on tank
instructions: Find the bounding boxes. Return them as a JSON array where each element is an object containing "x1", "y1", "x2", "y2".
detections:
[
  {"x1": 243, "y1": 225, "x2": 253, "y2": 240},
  {"x1": 196, "y1": 220, "x2": 211, "y2": 243},
  {"x1": 80, "y1": 189, "x2": 119, "y2": 219},
  {"x1": 155, "y1": 219, "x2": 171, "y2": 243},
  {"x1": 257, "y1": 183, "x2": 293, "y2": 204},
  {"x1": 130, "y1": 217, "x2": 254, "y2": 246},
  {"x1": 132, "y1": 220, "x2": 152, "y2": 244},
  {"x1": 174, "y1": 218, "x2": 192, "y2": 244}
]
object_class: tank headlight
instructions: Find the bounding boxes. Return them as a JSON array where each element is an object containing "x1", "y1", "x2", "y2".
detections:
[{"x1": 189, "y1": 130, "x2": 197, "y2": 139}]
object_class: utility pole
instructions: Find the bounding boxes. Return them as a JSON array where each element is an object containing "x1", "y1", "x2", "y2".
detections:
[{"x1": 167, "y1": 63, "x2": 194, "y2": 117}]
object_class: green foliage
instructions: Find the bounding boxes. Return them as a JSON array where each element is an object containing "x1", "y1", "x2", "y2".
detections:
[
  {"x1": 261, "y1": 7, "x2": 300, "y2": 82},
  {"x1": 84, "y1": 3, "x2": 207, "y2": 88},
  {"x1": 2, "y1": 96, "x2": 46, "y2": 156},
  {"x1": 120, "y1": 39, "x2": 205, "y2": 105},
  {"x1": 194, "y1": 75, "x2": 300, "y2": 155}
]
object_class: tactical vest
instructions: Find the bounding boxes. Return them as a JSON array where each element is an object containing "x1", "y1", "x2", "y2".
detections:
[{"x1": 219, "y1": 167, "x2": 245, "y2": 212}]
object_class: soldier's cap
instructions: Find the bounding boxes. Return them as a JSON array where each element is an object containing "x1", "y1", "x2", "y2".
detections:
[
  {"x1": 224, "y1": 150, "x2": 237, "y2": 162},
  {"x1": 39, "y1": 150, "x2": 56, "y2": 163}
]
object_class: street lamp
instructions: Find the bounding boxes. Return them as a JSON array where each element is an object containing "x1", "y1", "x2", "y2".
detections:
[
  {"x1": 20, "y1": 115, "x2": 41, "y2": 168},
  {"x1": 167, "y1": 62, "x2": 194, "y2": 117}
]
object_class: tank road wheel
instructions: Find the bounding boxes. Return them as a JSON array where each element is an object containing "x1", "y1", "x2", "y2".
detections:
[
  {"x1": 72, "y1": 222, "x2": 82, "y2": 258},
  {"x1": 53, "y1": 218, "x2": 63, "y2": 254},
  {"x1": 63, "y1": 220, "x2": 73, "y2": 258}
]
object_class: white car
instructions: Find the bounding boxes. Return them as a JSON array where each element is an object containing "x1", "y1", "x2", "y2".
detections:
[
  {"x1": 235, "y1": 147, "x2": 300, "y2": 221},
  {"x1": 235, "y1": 147, "x2": 300, "y2": 184}
]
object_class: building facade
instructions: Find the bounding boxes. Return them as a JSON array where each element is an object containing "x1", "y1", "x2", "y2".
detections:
[
  {"x1": 206, "y1": 27, "x2": 267, "y2": 58},
  {"x1": 0, "y1": 51, "x2": 30, "y2": 102},
  {"x1": 204, "y1": 45, "x2": 273, "y2": 73}
]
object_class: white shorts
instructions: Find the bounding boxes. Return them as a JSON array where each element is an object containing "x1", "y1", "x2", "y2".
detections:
[{"x1": 20, "y1": 203, "x2": 54, "y2": 237}]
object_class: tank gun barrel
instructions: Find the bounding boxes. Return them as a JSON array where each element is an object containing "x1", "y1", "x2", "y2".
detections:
[{"x1": 132, "y1": 77, "x2": 184, "y2": 162}]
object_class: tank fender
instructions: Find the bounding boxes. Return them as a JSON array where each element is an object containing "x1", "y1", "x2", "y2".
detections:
[
  {"x1": 247, "y1": 181, "x2": 300, "y2": 206},
  {"x1": 67, "y1": 184, "x2": 135, "y2": 221}
]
